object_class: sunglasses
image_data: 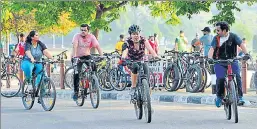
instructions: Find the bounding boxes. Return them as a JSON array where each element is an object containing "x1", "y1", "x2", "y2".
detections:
[{"x1": 81, "y1": 29, "x2": 88, "y2": 32}]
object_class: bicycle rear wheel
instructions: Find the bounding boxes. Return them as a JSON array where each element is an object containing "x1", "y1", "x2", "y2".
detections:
[
  {"x1": 98, "y1": 70, "x2": 113, "y2": 91},
  {"x1": 1, "y1": 73, "x2": 21, "y2": 98},
  {"x1": 40, "y1": 77, "x2": 56, "y2": 111},
  {"x1": 90, "y1": 75, "x2": 100, "y2": 109},
  {"x1": 163, "y1": 64, "x2": 180, "y2": 91},
  {"x1": 109, "y1": 68, "x2": 127, "y2": 91},
  {"x1": 76, "y1": 79, "x2": 85, "y2": 106},
  {"x1": 186, "y1": 65, "x2": 202, "y2": 93},
  {"x1": 198, "y1": 67, "x2": 207, "y2": 92},
  {"x1": 64, "y1": 66, "x2": 74, "y2": 89},
  {"x1": 149, "y1": 71, "x2": 156, "y2": 90},
  {"x1": 142, "y1": 79, "x2": 152, "y2": 123},
  {"x1": 230, "y1": 80, "x2": 238, "y2": 123},
  {"x1": 21, "y1": 79, "x2": 35, "y2": 110}
]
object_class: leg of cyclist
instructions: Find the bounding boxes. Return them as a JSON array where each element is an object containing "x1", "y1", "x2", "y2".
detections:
[
  {"x1": 34, "y1": 63, "x2": 43, "y2": 88},
  {"x1": 214, "y1": 63, "x2": 226, "y2": 108},
  {"x1": 231, "y1": 61, "x2": 244, "y2": 104},
  {"x1": 73, "y1": 60, "x2": 82, "y2": 101},
  {"x1": 21, "y1": 60, "x2": 34, "y2": 84},
  {"x1": 129, "y1": 63, "x2": 139, "y2": 95}
]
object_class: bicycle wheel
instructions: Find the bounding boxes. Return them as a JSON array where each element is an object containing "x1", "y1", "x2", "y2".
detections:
[
  {"x1": 134, "y1": 87, "x2": 143, "y2": 120},
  {"x1": 186, "y1": 65, "x2": 202, "y2": 93},
  {"x1": 76, "y1": 79, "x2": 85, "y2": 107},
  {"x1": 1, "y1": 73, "x2": 21, "y2": 98},
  {"x1": 21, "y1": 79, "x2": 35, "y2": 110},
  {"x1": 163, "y1": 64, "x2": 180, "y2": 91},
  {"x1": 198, "y1": 67, "x2": 207, "y2": 92},
  {"x1": 142, "y1": 79, "x2": 152, "y2": 123},
  {"x1": 64, "y1": 66, "x2": 74, "y2": 89},
  {"x1": 109, "y1": 68, "x2": 127, "y2": 91},
  {"x1": 89, "y1": 75, "x2": 100, "y2": 109},
  {"x1": 40, "y1": 77, "x2": 56, "y2": 111},
  {"x1": 230, "y1": 80, "x2": 238, "y2": 123},
  {"x1": 224, "y1": 99, "x2": 232, "y2": 120},
  {"x1": 98, "y1": 70, "x2": 113, "y2": 91},
  {"x1": 149, "y1": 71, "x2": 156, "y2": 90}
]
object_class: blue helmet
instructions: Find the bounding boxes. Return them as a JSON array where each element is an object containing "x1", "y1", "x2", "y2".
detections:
[{"x1": 128, "y1": 24, "x2": 141, "y2": 35}]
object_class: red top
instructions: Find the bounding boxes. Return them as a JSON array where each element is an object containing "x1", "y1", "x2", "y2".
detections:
[
  {"x1": 17, "y1": 42, "x2": 25, "y2": 56},
  {"x1": 148, "y1": 40, "x2": 157, "y2": 54}
]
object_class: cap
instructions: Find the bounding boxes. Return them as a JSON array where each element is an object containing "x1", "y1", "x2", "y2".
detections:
[{"x1": 201, "y1": 27, "x2": 211, "y2": 32}]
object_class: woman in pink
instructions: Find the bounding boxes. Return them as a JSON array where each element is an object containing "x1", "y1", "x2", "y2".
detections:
[{"x1": 148, "y1": 36, "x2": 157, "y2": 54}]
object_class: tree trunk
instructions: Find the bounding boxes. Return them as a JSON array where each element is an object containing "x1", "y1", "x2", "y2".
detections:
[
  {"x1": 91, "y1": 8, "x2": 103, "y2": 54},
  {"x1": 12, "y1": 12, "x2": 20, "y2": 44}
]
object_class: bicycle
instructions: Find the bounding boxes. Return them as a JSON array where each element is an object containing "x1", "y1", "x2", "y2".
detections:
[
  {"x1": 21, "y1": 58, "x2": 57, "y2": 111},
  {"x1": 163, "y1": 50, "x2": 202, "y2": 92},
  {"x1": 209, "y1": 56, "x2": 249, "y2": 123},
  {"x1": 250, "y1": 56, "x2": 257, "y2": 93},
  {"x1": 1, "y1": 54, "x2": 22, "y2": 98},
  {"x1": 98, "y1": 51, "x2": 126, "y2": 91},
  {"x1": 125, "y1": 57, "x2": 160, "y2": 123},
  {"x1": 73, "y1": 57, "x2": 101, "y2": 108}
]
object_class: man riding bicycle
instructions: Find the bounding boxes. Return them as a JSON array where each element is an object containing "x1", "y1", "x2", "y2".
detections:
[
  {"x1": 71, "y1": 24, "x2": 103, "y2": 101},
  {"x1": 120, "y1": 24, "x2": 160, "y2": 95},
  {"x1": 208, "y1": 21, "x2": 250, "y2": 107}
]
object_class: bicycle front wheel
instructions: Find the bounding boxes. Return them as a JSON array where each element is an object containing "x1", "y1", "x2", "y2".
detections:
[
  {"x1": 142, "y1": 79, "x2": 152, "y2": 123},
  {"x1": 1, "y1": 73, "x2": 21, "y2": 98},
  {"x1": 39, "y1": 77, "x2": 56, "y2": 111},
  {"x1": 134, "y1": 87, "x2": 143, "y2": 120},
  {"x1": 90, "y1": 75, "x2": 100, "y2": 109},
  {"x1": 230, "y1": 80, "x2": 238, "y2": 123},
  {"x1": 21, "y1": 79, "x2": 35, "y2": 110}
]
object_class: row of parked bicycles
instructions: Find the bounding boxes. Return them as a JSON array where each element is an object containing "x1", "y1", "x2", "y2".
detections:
[{"x1": 63, "y1": 50, "x2": 212, "y2": 94}]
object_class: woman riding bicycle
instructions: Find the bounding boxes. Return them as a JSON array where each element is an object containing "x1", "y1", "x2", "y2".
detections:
[
  {"x1": 21, "y1": 30, "x2": 53, "y2": 88},
  {"x1": 120, "y1": 24, "x2": 160, "y2": 95}
]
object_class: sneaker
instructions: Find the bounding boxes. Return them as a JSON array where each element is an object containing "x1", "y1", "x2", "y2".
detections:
[
  {"x1": 215, "y1": 97, "x2": 222, "y2": 108},
  {"x1": 27, "y1": 83, "x2": 33, "y2": 93},
  {"x1": 129, "y1": 87, "x2": 136, "y2": 96},
  {"x1": 238, "y1": 96, "x2": 245, "y2": 105},
  {"x1": 38, "y1": 98, "x2": 41, "y2": 104},
  {"x1": 73, "y1": 92, "x2": 78, "y2": 101},
  {"x1": 151, "y1": 107, "x2": 154, "y2": 114}
]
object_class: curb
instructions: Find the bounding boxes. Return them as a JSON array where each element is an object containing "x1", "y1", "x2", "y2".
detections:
[{"x1": 2, "y1": 90, "x2": 256, "y2": 107}]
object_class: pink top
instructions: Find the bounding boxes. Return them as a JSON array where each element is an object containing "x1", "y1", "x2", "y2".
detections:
[{"x1": 72, "y1": 33, "x2": 99, "y2": 57}]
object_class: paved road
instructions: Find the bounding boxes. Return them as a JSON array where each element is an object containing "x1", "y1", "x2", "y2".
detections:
[{"x1": 1, "y1": 97, "x2": 257, "y2": 129}]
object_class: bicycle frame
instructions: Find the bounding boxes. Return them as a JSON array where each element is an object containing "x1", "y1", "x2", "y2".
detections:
[{"x1": 32, "y1": 61, "x2": 50, "y2": 96}]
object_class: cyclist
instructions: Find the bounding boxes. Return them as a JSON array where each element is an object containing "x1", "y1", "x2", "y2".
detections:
[
  {"x1": 174, "y1": 30, "x2": 188, "y2": 52},
  {"x1": 115, "y1": 34, "x2": 125, "y2": 55},
  {"x1": 71, "y1": 23, "x2": 103, "y2": 101},
  {"x1": 200, "y1": 27, "x2": 213, "y2": 56},
  {"x1": 21, "y1": 30, "x2": 53, "y2": 90},
  {"x1": 13, "y1": 33, "x2": 26, "y2": 58},
  {"x1": 121, "y1": 24, "x2": 160, "y2": 95},
  {"x1": 208, "y1": 21, "x2": 250, "y2": 107},
  {"x1": 191, "y1": 33, "x2": 201, "y2": 52},
  {"x1": 148, "y1": 36, "x2": 158, "y2": 54}
]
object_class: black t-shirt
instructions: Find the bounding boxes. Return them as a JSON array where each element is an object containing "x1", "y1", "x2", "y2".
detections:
[{"x1": 211, "y1": 32, "x2": 242, "y2": 60}]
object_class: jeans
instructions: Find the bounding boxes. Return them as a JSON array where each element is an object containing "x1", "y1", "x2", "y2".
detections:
[
  {"x1": 21, "y1": 60, "x2": 43, "y2": 87},
  {"x1": 214, "y1": 61, "x2": 243, "y2": 98}
]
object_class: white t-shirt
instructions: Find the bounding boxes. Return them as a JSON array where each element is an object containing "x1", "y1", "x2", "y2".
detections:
[{"x1": 220, "y1": 33, "x2": 230, "y2": 46}]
